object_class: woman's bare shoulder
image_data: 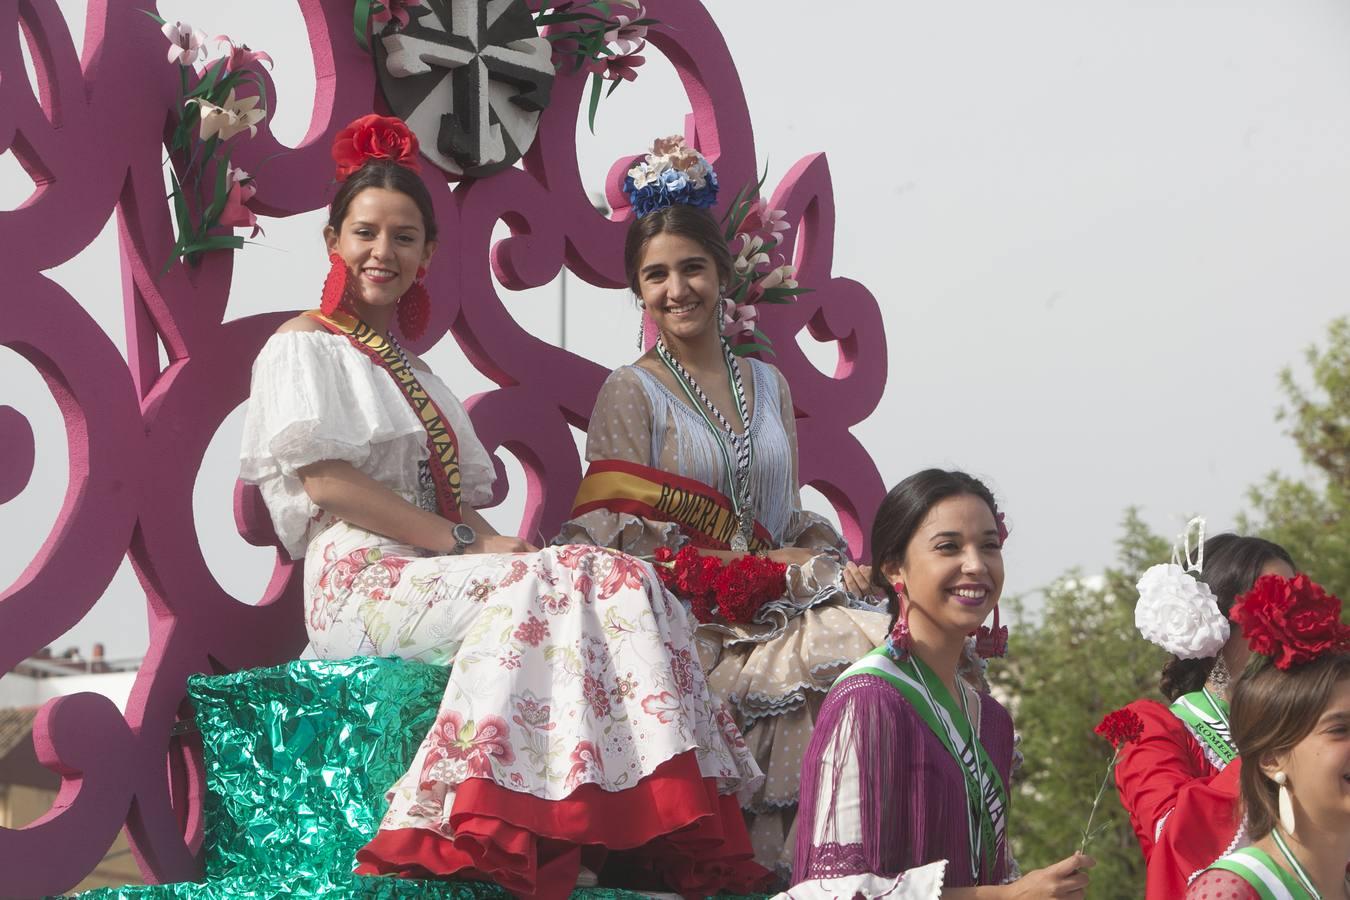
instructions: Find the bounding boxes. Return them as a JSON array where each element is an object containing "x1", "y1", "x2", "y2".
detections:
[{"x1": 275, "y1": 315, "x2": 326, "y2": 334}]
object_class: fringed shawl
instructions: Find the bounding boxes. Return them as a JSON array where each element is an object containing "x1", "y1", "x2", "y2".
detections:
[{"x1": 794, "y1": 673, "x2": 1015, "y2": 887}]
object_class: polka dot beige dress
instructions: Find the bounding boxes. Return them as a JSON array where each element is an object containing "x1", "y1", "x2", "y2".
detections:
[{"x1": 556, "y1": 361, "x2": 889, "y2": 876}]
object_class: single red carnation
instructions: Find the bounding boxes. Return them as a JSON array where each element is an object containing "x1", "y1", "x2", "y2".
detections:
[
  {"x1": 651, "y1": 546, "x2": 677, "y2": 589},
  {"x1": 1094, "y1": 708, "x2": 1144, "y2": 748},
  {"x1": 332, "y1": 114, "x2": 421, "y2": 179},
  {"x1": 1231, "y1": 573, "x2": 1350, "y2": 671}
]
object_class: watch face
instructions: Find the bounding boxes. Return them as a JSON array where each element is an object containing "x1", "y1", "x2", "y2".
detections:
[{"x1": 453, "y1": 523, "x2": 477, "y2": 545}]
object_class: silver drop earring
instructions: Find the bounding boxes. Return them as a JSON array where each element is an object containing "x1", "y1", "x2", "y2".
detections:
[
  {"x1": 716, "y1": 296, "x2": 726, "y2": 331},
  {"x1": 636, "y1": 304, "x2": 646, "y2": 350},
  {"x1": 1207, "y1": 656, "x2": 1231, "y2": 692}
]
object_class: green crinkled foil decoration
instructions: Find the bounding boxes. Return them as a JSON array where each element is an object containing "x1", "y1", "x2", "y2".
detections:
[
  {"x1": 189, "y1": 657, "x2": 450, "y2": 882},
  {"x1": 67, "y1": 656, "x2": 769, "y2": 900},
  {"x1": 71, "y1": 873, "x2": 670, "y2": 898}
]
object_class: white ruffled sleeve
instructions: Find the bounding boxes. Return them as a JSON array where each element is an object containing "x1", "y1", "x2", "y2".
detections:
[{"x1": 238, "y1": 331, "x2": 495, "y2": 558}]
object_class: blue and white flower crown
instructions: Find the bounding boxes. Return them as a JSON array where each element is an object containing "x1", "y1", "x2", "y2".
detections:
[{"x1": 622, "y1": 135, "x2": 719, "y2": 218}]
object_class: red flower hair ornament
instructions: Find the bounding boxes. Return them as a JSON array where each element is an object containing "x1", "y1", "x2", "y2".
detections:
[
  {"x1": 332, "y1": 114, "x2": 421, "y2": 180},
  {"x1": 1229, "y1": 573, "x2": 1350, "y2": 671}
]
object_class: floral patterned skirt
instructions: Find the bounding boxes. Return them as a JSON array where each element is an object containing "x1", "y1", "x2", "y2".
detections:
[{"x1": 303, "y1": 521, "x2": 767, "y2": 898}]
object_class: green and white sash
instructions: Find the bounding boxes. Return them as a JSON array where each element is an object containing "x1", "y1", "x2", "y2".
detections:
[
  {"x1": 1209, "y1": 842, "x2": 1319, "y2": 900},
  {"x1": 836, "y1": 648, "x2": 1008, "y2": 883},
  {"x1": 1170, "y1": 688, "x2": 1237, "y2": 767}
]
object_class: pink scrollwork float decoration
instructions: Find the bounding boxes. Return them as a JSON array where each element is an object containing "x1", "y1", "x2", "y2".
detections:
[{"x1": 0, "y1": 0, "x2": 888, "y2": 893}]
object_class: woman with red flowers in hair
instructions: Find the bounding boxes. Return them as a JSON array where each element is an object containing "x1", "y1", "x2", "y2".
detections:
[
  {"x1": 1185, "y1": 573, "x2": 1350, "y2": 899},
  {"x1": 238, "y1": 115, "x2": 765, "y2": 898},
  {"x1": 1112, "y1": 531, "x2": 1296, "y2": 898}
]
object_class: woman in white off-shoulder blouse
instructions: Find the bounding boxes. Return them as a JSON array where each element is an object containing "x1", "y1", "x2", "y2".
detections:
[{"x1": 238, "y1": 117, "x2": 766, "y2": 898}]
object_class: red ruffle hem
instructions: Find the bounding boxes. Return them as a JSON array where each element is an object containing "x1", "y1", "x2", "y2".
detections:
[{"x1": 354, "y1": 750, "x2": 771, "y2": 899}]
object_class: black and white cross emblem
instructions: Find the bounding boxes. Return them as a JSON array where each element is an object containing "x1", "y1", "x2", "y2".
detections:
[{"x1": 377, "y1": 0, "x2": 555, "y2": 178}]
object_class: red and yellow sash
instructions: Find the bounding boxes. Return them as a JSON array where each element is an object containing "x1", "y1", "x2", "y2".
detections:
[
  {"x1": 306, "y1": 310, "x2": 462, "y2": 522},
  {"x1": 571, "y1": 460, "x2": 774, "y2": 552}
]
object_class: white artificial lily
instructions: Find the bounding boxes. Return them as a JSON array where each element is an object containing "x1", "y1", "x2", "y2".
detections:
[
  {"x1": 188, "y1": 90, "x2": 266, "y2": 141},
  {"x1": 758, "y1": 264, "x2": 798, "y2": 292},
  {"x1": 162, "y1": 21, "x2": 206, "y2": 66},
  {"x1": 733, "y1": 234, "x2": 770, "y2": 276}
]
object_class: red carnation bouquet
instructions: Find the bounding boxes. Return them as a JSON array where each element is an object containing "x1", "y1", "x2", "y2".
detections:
[
  {"x1": 1229, "y1": 573, "x2": 1350, "y2": 671},
  {"x1": 1080, "y1": 707, "x2": 1145, "y2": 853},
  {"x1": 652, "y1": 546, "x2": 787, "y2": 624},
  {"x1": 332, "y1": 114, "x2": 421, "y2": 179}
]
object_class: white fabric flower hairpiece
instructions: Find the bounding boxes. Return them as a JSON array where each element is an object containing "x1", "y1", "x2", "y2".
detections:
[{"x1": 1134, "y1": 517, "x2": 1231, "y2": 659}]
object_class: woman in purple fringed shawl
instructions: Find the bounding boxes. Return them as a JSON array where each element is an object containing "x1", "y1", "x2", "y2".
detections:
[{"x1": 793, "y1": 470, "x2": 1095, "y2": 898}]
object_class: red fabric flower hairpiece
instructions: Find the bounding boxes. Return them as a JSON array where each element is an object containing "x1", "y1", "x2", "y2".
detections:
[
  {"x1": 332, "y1": 114, "x2": 421, "y2": 180},
  {"x1": 1229, "y1": 573, "x2": 1350, "y2": 671}
]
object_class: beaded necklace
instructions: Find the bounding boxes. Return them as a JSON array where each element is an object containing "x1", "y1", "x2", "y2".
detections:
[{"x1": 654, "y1": 335, "x2": 755, "y2": 551}]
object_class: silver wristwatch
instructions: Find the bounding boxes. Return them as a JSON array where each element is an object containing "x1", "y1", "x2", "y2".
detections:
[{"x1": 448, "y1": 522, "x2": 476, "y2": 555}]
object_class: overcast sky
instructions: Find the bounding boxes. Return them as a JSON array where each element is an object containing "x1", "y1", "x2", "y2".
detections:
[{"x1": 3, "y1": 1, "x2": 1349, "y2": 661}]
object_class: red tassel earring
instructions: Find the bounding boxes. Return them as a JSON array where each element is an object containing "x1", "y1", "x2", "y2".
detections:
[
  {"x1": 320, "y1": 253, "x2": 349, "y2": 315},
  {"x1": 885, "y1": 581, "x2": 912, "y2": 662},
  {"x1": 397, "y1": 266, "x2": 430, "y2": 340},
  {"x1": 973, "y1": 605, "x2": 1009, "y2": 659}
]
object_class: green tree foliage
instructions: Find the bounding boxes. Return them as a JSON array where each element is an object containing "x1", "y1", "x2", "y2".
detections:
[
  {"x1": 986, "y1": 318, "x2": 1348, "y2": 897},
  {"x1": 1241, "y1": 317, "x2": 1350, "y2": 595},
  {"x1": 989, "y1": 510, "x2": 1167, "y2": 899}
]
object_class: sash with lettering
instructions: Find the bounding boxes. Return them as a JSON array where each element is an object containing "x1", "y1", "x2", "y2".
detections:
[
  {"x1": 571, "y1": 459, "x2": 774, "y2": 552},
  {"x1": 1210, "y1": 845, "x2": 1319, "y2": 900},
  {"x1": 835, "y1": 648, "x2": 1008, "y2": 884},
  {"x1": 305, "y1": 310, "x2": 462, "y2": 522},
  {"x1": 1170, "y1": 688, "x2": 1237, "y2": 768}
]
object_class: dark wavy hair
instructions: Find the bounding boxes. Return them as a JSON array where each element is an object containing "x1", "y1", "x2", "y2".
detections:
[
  {"x1": 869, "y1": 469, "x2": 1001, "y2": 631},
  {"x1": 1231, "y1": 652, "x2": 1350, "y2": 839},
  {"x1": 1157, "y1": 534, "x2": 1295, "y2": 700},
  {"x1": 622, "y1": 204, "x2": 733, "y2": 295},
  {"x1": 327, "y1": 159, "x2": 438, "y2": 243}
]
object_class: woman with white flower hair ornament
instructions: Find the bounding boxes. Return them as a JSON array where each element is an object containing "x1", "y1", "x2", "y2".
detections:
[
  {"x1": 1112, "y1": 523, "x2": 1296, "y2": 898},
  {"x1": 554, "y1": 135, "x2": 890, "y2": 878}
]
